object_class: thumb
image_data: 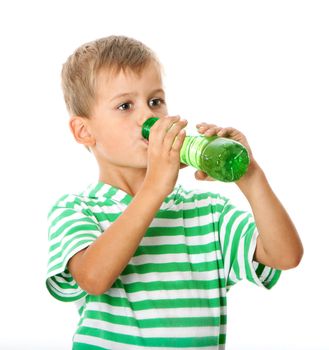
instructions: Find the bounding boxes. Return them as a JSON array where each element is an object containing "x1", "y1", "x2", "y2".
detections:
[{"x1": 194, "y1": 170, "x2": 208, "y2": 181}]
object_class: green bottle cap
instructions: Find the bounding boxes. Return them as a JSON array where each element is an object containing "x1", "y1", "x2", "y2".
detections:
[{"x1": 141, "y1": 117, "x2": 159, "y2": 140}]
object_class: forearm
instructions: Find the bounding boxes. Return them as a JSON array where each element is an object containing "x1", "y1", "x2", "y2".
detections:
[
  {"x1": 70, "y1": 183, "x2": 164, "y2": 294},
  {"x1": 236, "y1": 163, "x2": 303, "y2": 270}
]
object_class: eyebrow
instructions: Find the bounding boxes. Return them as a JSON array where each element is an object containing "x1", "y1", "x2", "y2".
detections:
[{"x1": 110, "y1": 89, "x2": 165, "y2": 102}]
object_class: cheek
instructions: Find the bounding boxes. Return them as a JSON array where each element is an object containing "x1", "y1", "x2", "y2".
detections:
[
  {"x1": 102, "y1": 127, "x2": 133, "y2": 149},
  {"x1": 159, "y1": 106, "x2": 168, "y2": 116},
  {"x1": 94, "y1": 126, "x2": 118, "y2": 150}
]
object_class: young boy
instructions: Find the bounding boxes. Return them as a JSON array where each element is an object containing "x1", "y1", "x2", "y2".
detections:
[{"x1": 46, "y1": 35, "x2": 303, "y2": 349}]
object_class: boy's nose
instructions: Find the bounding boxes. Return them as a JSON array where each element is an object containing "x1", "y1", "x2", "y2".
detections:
[{"x1": 138, "y1": 112, "x2": 157, "y2": 127}]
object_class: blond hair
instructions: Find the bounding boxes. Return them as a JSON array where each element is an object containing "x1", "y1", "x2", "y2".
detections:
[{"x1": 61, "y1": 35, "x2": 160, "y2": 117}]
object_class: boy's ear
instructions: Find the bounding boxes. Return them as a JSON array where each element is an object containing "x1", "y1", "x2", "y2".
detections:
[{"x1": 69, "y1": 116, "x2": 95, "y2": 147}]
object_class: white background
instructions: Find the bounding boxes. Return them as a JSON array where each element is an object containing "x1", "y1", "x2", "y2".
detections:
[{"x1": 0, "y1": 0, "x2": 328, "y2": 349}]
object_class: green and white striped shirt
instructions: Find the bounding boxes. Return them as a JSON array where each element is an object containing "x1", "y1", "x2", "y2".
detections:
[{"x1": 46, "y1": 182, "x2": 281, "y2": 349}]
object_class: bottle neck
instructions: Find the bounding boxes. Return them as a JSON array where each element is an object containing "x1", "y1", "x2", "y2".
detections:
[
  {"x1": 141, "y1": 117, "x2": 159, "y2": 140},
  {"x1": 142, "y1": 117, "x2": 213, "y2": 170}
]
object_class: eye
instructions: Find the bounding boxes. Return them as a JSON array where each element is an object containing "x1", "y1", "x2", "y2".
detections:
[
  {"x1": 118, "y1": 102, "x2": 133, "y2": 111},
  {"x1": 149, "y1": 98, "x2": 165, "y2": 108}
]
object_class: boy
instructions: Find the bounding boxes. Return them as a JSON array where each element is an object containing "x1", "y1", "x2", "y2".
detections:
[{"x1": 46, "y1": 35, "x2": 303, "y2": 349}]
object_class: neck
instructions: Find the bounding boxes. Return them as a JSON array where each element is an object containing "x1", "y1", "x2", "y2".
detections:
[{"x1": 98, "y1": 166, "x2": 147, "y2": 197}]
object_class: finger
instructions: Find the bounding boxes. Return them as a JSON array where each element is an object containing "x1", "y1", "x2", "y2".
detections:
[
  {"x1": 204, "y1": 127, "x2": 223, "y2": 136},
  {"x1": 217, "y1": 127, "x2": 241, "y2": 138},
  {"x1": 197, "y1": 125, "x2": 207, "y2": 133},
  {"x1": 149, "y1": 116, "x2": 180, "y2": 145},
  {"x1": 171, "y1": 128, "x2": 186, "y2": 153},
  {"x1": 196, "y1": 122, "x2": 218, "y2": 127},
  {"x1": 197, "y1": 123, "x2": 223, "y2": 135},
  {"x1": 163, "y1": 119, "x2": 188, "y2": 151},
  {"x1": 196, "y1": 122, "x2": 206, "y2": 127},
  {"x1": 194, "y1": 170, "x2": 208, "y2": 180},
  {"x1": 197, "y1": 123, "x2": 218, "y2": 130}
]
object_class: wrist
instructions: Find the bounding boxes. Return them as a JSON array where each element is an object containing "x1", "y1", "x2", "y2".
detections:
[
  {"x1": 139, "y1": 178, "x2": 168, "y2": 203},
  {"x1": 235, "y1": 160, "x2": 267, "y2": 198}
]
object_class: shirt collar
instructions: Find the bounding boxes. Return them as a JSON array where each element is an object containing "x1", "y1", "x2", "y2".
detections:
[{"x1": 83, "y1": 181, "x2": 183, "y2": 210}]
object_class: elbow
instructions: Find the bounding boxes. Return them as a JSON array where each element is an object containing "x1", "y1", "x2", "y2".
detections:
[
  {"x1": 82, "y1": 285, "x2": 107, "y2": 297},
  {"x1": 68, "y1": 251, "x2": 115, "y2": 295},
  {"x1": 279, "y1": 248, "x2": 304, "y2": 270},
  {"x1": 78, "y1": 271, "x2": 113, "y2": 296},
  {"x1": 279, "y1": 257, "x2": 302, "y2": 270}
]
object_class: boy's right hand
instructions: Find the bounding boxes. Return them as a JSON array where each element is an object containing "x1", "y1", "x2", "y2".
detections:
[{"x1": 144, "y1": 115, "x2": 188, "y2": 198}]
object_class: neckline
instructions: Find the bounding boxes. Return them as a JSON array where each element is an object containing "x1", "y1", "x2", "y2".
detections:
[{"x1": 83, "y1": 181, "x2": 183, "y2": 210}]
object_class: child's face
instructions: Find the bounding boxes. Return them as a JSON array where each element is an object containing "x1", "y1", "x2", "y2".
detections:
[{"x1": 84, "y1": 61, "x2": 168, "y2": 171}]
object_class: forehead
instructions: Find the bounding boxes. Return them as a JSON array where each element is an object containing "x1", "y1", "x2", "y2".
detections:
[{"x1": 96, "y1": 62, "x2": 163, "y2": 94}]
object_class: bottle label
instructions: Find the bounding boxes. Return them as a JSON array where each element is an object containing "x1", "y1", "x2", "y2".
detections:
[{"x1": 180, "y1": 136, "x2": 215, "y2": 169}]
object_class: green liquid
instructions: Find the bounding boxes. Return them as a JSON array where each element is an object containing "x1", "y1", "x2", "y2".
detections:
[
  {"x1": 142, "y1": 117, "x2": 250, "y2": 182},
  {"x1": 181, "y1": 136, "x2": 250, "y2": 182}
]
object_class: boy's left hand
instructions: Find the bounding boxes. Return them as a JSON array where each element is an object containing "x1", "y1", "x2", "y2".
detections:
[{"x1": 194, "y1": 122, "x2": 255, "y2": 181}]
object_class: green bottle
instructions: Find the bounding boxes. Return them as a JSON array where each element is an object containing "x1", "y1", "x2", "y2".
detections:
[{"x1": 142, "y1": 117, "x2": 250, "y2": 182}]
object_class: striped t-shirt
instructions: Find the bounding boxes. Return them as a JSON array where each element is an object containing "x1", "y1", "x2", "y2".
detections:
[{"x1": 46, "y1": 182, "x2": 281, "y2": 350}]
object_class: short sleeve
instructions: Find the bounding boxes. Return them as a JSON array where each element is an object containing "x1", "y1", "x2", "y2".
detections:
[
  {"x1": 46, "y1": 195, "x2": 102, "y2": 302},
  {"x1": 217, "y1": 199, "x2": 281, "y2": 291}
]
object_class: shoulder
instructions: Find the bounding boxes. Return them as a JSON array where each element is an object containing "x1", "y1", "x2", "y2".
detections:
[
  {"x1": 48, "y1": 183, "x2": 118, "y2": 215},
  {"x1": 47, "y1": 186, "x2": 105, "y2": 242},
  {"x1": 47, "y1": 183, "x2": 109, "y2": 225},
  {"x1": 47, "y1": 192, "x2": 93, "y2": 218}
]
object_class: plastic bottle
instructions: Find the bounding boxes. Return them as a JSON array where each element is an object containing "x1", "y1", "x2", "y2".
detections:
[{"x1": 142, "y1": 117, "x2": 250, "y2": 182}]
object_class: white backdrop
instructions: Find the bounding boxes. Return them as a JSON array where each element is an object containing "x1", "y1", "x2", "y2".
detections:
[{"x1": 0, "y1": 0, "x2": 328, "y2": 349}]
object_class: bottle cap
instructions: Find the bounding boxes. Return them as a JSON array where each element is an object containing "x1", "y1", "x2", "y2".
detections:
[{"x1": 141, "y1": 117, "x2": 159, "y2": 140}]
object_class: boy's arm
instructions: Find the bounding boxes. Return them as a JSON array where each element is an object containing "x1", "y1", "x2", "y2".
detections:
[
  {"x1": 68, "y1": 116, "x2": 187, "y2": 295},
  {"x1": 68, "y1": 184, "x2": 165, "y2": 295},
  {"x1": 195, "y1": 123, "x2": 303, "y2": 270},
  {"x1": 236, "y1": 161, "x2": 303, "y2": 270}
]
